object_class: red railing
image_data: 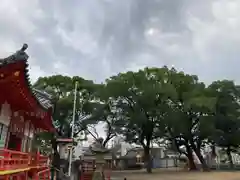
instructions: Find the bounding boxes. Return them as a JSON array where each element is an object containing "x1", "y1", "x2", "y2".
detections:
[
  {"x1": 0, "y1": 149, "x2": 30, "y2": 171},
  {"x1": 38, "y1": 154, "x2": 49, "y2": 167},
  {"x1": 0, "y1": 148, "x2": 50, "y2": 180},
  {"x1": 34, "y1": 168, "x2": 50, "y2": 180},
  {"x1": 30, "y1": 152, "x2": 49, "y2": 167}
]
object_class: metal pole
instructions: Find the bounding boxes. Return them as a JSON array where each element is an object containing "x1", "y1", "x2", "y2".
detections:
[{"x1": 68, "y1": 81, "x2": 78, "y2": 176}]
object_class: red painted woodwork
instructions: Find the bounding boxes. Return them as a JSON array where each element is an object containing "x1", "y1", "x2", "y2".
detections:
[
  {"x1": 34, "y1": 168, "x2": 50, "y2": 180},
  {"x1": 0, "y1": 60, "x2": 54, "y2": 132},
  {"x1": 9, "y1": 116, "x2": 25, "y2": 138},
  {"x1": 0, "y1": 149, "x2": 29, "y2": 171},
  {"x1": 0, "y1": 62, "x2": 35, "y2": 112},
  {"x1": 0, "y1": 149, "x2": 50, "y2": 180},
  {"x1": 30, "y1": 152, "x2": 49, "y2": 168},
  {"x1": 81, "y1": 172, "x2": 94, "y2": 180},
  {"x1": 0, "y1": 53, "x2": 54, "y2": 179},
  {"x1": 0, "y1": 172, "x2": 28, "y2": 180}
]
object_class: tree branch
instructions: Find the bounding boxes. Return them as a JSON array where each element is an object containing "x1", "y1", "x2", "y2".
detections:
[
  {"x1": 88, "y1": 125, "x2": 99, "y2": 138},
  {"x1": 103, "y1": 118, "x2": 116, "y2": 147}
]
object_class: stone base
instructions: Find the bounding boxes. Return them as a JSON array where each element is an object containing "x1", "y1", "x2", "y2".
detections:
[{"x1": 92, "y1": 171, "x2": 105, "y2": 180}]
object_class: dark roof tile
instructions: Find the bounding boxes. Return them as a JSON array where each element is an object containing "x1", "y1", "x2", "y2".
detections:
[{"x1": 32, "y1": 88, "x2": 53, "y2": 109}]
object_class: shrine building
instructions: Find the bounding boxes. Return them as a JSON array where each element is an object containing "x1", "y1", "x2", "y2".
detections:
[{"x1": 0, "y1": 44, "x2": 55, "y2": 180}]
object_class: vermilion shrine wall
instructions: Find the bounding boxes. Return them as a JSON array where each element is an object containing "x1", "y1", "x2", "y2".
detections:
[{"x1": 0, "y1": 101, "x2": 35, "y2": 152}]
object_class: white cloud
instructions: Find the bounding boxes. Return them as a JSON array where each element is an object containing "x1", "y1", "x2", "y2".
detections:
[
  {"x1": 28, "y1": 65, "x2": 48, "y2": 82},
  {"x1": 0, "y1": 0, "x2": 240, "y2": 84},
  {"x1": 2, "y1": 0, "x2": 240, "y2": 139}
]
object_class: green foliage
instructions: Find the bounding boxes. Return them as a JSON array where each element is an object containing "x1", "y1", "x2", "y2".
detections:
[
  {"x1": 105, "y1": 68, "x2": 176, "y2": 147},
  {"x1": 32, "y1": 131, "x2": 53, "y2": 155},
  {"x1": 33, "y1": 67, "x2": 240, "y2": 172},
  {"x1": 209, "y1": 80, "x2": 240, "y2": 152},
  {"x1": 34, "y1": 75, "x2": 100, "y2": 138}
]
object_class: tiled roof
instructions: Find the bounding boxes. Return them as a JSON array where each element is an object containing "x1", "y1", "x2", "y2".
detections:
[
  {"x1": 0, "y1": 44, "x2": 54, "y2": 110},
  {"x1": 32, "y1": 88, "x2": 53, "y2": 109}
]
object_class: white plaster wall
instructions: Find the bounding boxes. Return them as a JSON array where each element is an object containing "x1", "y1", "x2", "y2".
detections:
[
  {"x1": 0, "y1": 102, "x2": 35, "y2": 151},
  {"x1": 0, "y1": 102, "x2": 11, "y2": 148},
  {"x1": 23, "y1": 121, "x2": 34, "y2": 138},
  {"x1": 0, "y1": 102, "x2": 11, "y2": 126},
  {"x1": 29, "y1": 129, "x2": 34, "y2": 138},
  {"x1": 24, "y1": 121, "x2": 29, "y2": 136}
]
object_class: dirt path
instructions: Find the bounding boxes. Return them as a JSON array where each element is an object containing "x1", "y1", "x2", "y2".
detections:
[{"x1": 111, "y1": 169, "x2": 240, "y2": 180}]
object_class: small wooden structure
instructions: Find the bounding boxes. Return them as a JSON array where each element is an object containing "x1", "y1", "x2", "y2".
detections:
[
  {"x1": 56, "y1": 138, "x2": 74, "y2": 160},
  {"x1": 81, "y1": 139, "x2": 111, "y2": 180},
  {"x1": 0, "y1": 44, "x2": 55, "y2": 180},
  {"x1": 81, "y1": 148, "x2": 113, "y2": 169}
]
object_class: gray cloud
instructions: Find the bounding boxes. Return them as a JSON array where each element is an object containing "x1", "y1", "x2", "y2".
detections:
[{"x1": 0, "y1": 0, "x2": 240, "y2": 84}]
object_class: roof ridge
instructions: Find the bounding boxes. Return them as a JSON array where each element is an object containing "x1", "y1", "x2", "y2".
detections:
[
  {"x1": 0, "y1": 44, "x2": 28, "y2": 65},
  {"x1": 32, "y1": 88, "x2": 53, "y2": 100}
]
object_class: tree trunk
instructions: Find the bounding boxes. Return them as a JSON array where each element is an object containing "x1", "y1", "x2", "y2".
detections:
[
  {"x1": 51, "y1": 137, "x2": 61, "y2": 180},
  {"x1": 189, "y1": 138, "x2": 209, "y2": 171},
  {"x1": 194, "y1": 148, "x2": 209, "y2": 171},
  {"x1": 144, "y1": 147, "x2": 152, "y2": 173},
  {"x1": 186, "y1": 145, "x2": 197, "y2": 170},
  {"x1": 189, "y1": 142, "x2": 208, "y2": 171},
  {"x1": 226, "y1": 146, "x2": 234, "y2": 169}
]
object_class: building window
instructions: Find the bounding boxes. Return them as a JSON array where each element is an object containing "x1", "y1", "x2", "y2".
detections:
[{"x1": 0, "y1": 123, "x2": 8, "y2": 148}]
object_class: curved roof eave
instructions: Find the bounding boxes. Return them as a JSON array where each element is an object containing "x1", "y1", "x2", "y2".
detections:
[
  {"x1": 0, "y1": 44, "x2": 54, "y2": 111},
  {"x1": 0, "y1": 44, "x2": 55, "y2": 131}
]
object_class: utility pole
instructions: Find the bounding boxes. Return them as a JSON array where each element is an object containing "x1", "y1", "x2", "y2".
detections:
[{"x1": 68, "y1": 81, "x2": 78, "y2": 176}]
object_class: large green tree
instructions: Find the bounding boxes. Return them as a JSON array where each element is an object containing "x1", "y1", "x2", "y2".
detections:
[
  {"x1": 34, "y1": 75, "x2": 100, "y2": 169},
  {"x1": 85, "y1": 84, "x2": 124, "y2": 147},
  {"x1": 105, "y1": 67, "x2": 177, "y2": 173},
  {"x1": 32, "y1": 69, "x2": 240, "y2": 173},
  {"x1": 208, "y1": 80, "x2": 240, "y2": 167},
  {"x1": 161, "y1": 68, "x2": 216, "y2": 171}
]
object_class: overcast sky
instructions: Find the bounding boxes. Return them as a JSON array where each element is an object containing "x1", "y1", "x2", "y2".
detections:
[{"x1": 0, "y1": 0, "x2": 240, "y2": 84}]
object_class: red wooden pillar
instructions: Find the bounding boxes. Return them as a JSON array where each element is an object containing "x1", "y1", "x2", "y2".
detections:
[
  {"x1": 22, "y1": 171, "x2": 28, "y2": 180},
  {"x1": 37, "y1": 150, "x2": 40, "y2": 163},
  {"x1": 4, "y1": 175, "x2": 9, "y2": 180}
]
